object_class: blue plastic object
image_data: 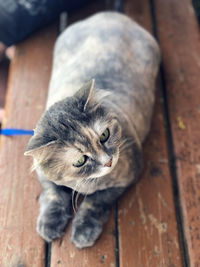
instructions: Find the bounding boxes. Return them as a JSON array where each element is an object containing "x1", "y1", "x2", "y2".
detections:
[{"x1": 0, "y1": 128, "x2": 34, "y2": 136}]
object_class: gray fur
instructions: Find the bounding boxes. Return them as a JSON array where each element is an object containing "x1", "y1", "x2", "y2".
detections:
[
  {"x1": 71, "y1": 187, "x2": 124, "y2": 248},
  {"x1": 25, "y1": 12, "x2": 160, "y2": 248},
  {"x1": 36, "y1": 168, "x2": 72, "y2": 242}
]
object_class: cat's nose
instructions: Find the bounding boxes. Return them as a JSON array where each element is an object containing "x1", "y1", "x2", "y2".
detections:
[{"x1": 104, "y1": 158, "x2": 112, "y2": 167}]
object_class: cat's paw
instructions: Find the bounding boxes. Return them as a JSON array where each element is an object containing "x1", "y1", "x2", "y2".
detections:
[
  {"x1": 37, "y1": 202, "x2": 71, "y2": 242},
  {"x1": 71, "y1": 216, "x2": 103, "y2": 249}
]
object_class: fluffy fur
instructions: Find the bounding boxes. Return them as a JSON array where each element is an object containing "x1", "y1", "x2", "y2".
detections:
[{"x1": 25, "y1": 12, "x2": 160, "y2": 248}]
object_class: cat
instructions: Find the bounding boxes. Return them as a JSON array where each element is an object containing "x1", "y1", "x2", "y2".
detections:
[{"x1": 25, "y1": 11, "x2": 160, "y2": 249}]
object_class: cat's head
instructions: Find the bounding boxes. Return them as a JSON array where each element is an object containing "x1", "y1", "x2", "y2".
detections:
[{"x1": 25, "y1": 80, "x2": 122, "y2": 187}]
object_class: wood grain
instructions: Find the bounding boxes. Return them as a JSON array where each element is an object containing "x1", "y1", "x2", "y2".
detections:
[
  {"x1": 154, "y1": 0, "x2": 200, "y2": 265},
  {"x1": 51, "y1": 209, "x2": 116, "y2": 267},
  {"x1": 0, "y1": 24, "x2": 57, "y2": 266},
  {"x1": 117, "y1": 0, "x2": 183, "y2": 266}
]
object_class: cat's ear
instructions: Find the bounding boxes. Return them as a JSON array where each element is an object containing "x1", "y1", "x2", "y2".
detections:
[
  {"x1": 74, "y1": 79, "x2": 111, "y2": 111},
  {"x1": 74, "y1": 79, "x2": 95, "y2": 111},
  {"x1": 24, "y1": 134, "x2": 56, "y2": 158}
]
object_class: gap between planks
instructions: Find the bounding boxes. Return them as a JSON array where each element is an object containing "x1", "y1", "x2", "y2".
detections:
[
  {"x1": 152, "y1": 0, "x2": 200, "y2": 266},
  {"x1": 149, "y1": 0, "x2": 189, "y2": 266}
]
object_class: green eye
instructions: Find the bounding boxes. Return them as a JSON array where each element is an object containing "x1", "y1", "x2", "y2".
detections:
[
  {"x1": 73, "y1": 155, "x2": 88, "y2": 167},
  {"x1": 100, "y1": 128, "x2": 110, "y2": 143}
]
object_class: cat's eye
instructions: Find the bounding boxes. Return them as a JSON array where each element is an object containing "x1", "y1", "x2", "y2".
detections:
[
  {"x1": 73, "y1": 155, "x2": 88, "y2": 167},
  {"x1": 100, "y1": 128, "x2": 110, "y2": 143}
]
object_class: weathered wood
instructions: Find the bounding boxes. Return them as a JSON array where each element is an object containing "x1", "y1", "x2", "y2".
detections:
[
  {"x1": 50, "y1": 1, "x2": 118, "y2": 266},
  {"x1": 0, "y1": 24, "x2": 57, "y2": 266},
  {"x1": 51, "y1": 210, "x2": 116, "y2": 267},
  {"x1": 117, "y1": 0, "x2": 183, "y2": 266},
  {"x1": 154, "y1": 0, "x2": 200, "y2": 265},
  {"x1": 118, "y1": 92, "x2": 183, "y2": 267}
]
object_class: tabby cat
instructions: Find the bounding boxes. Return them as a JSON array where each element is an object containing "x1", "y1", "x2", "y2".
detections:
[{"x1": 25, "y1": 12, "x2": 160, "y2": 248}]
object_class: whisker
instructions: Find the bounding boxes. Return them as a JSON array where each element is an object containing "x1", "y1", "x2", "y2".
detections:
[
  {"x1": 75, "y1": 191, "x2": 80, "y2": 211},
  {"x1": 73, "y1": 177, "x2": 92, "y2": 211},
  {"x1": 82, "y1": 177, "x2": 97, "y2": 203},
  {"x1": 120, "y1": 142, "x2": 134, "y2": 151},
  {"x1": 77, "y1": 178, "x2": 94, "y2": 209},
  {"x1": 72, "y1": 182, "x2": 79, "y2": 213},
  {"x1": 120, "y1": 140, "x2": 135, "y2": 153},
  {"x1": 72, "y1": 178, "x2": 84, "y2": 213},
  {"x1": 119, "y1": 137, "x2": 133, "y2": 148},
  {"x1": 72, "y1": 190, "x2": 76, "y2": 213}
]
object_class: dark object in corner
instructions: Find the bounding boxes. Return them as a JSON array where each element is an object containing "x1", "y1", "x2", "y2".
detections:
[
  {"x1": 0, "y1": 0, "x2": 91, "y2": 46},
  {"x1": 193, "y1": 0, "x2": 200, "y2": 23}
]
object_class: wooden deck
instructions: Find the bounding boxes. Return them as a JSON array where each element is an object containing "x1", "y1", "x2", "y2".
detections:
[{"x1": 0, "y1": 0, "x2": 200, "y2": 266}]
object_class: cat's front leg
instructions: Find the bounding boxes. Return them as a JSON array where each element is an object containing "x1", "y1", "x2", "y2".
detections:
[
  {"x1": 37, "y1": 186, "x2": 72, "y2": 242},
  {"x1": 36, "y1": 169, "x2": 72, "y2": 242},
  {"x1": 71, "y1": 187, "x2": 125, "y2": 249}
]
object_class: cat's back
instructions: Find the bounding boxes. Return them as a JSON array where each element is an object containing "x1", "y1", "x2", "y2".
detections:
[
  {"x1": 54, "y1": 11, "x2": 155, "y2": 56},
  {"x1": 47, "y1": 12, "x2": 160, "y2": 142},
  {"x1": 47, "y1": 12, "x2": 159, "y2": 105}
]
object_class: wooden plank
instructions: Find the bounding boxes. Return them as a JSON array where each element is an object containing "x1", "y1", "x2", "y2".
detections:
[
  {"x1": 50, "y1": 1, "x2": 118, "y2": 266},
  {"x1": 154, "y1": 0, "x2": 200, "y2": 265},
  {"x1": 118, "y1": 93, "x2": 183, "y2": 267},
  {"x1": 51, "y1": 210, "x2": 116, "y2": 267},
  {"x1": 0, "y1": 24, "x2": 57, "y2": 266},
  {"x1": 117, "y1": 0, "x2": 183, "y2": 266}
]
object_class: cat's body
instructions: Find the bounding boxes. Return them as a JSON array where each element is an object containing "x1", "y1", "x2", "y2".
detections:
[
  {"x1": 25, "y1": 12, "x2": 160, "y2": 248},
  {"x1": 48, "y1": 12, "x2": 157, "y2": 142}
]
